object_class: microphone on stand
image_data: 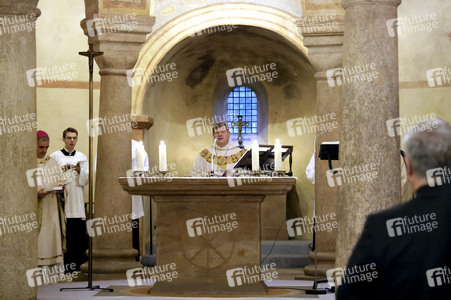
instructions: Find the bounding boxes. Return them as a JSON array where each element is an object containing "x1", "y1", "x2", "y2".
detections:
[{"x1": 211, "y1": 138, "x2": 217, "y2": 177}]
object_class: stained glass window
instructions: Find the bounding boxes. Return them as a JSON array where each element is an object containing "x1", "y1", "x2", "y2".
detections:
[{"x1": 227, "y1": 86, "x2": 258, "y2": 134}]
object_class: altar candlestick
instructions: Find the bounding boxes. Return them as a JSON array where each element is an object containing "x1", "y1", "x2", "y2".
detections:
[
  {"x1": 252, "y1": 140, "x2": 259, "y2": 171},
  {"x1": 159, "y1": 141, "x2": 167, "y2": 171},
  {"x1": 136, "y1": 141, "x2": 145, "y2": 171},
  {"x1": 274, "y1": 139, "x2": 282, "y2": 171}
]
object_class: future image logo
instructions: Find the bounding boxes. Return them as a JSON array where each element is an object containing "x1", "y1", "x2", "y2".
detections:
[
  {"x1": 426, "y1": 66, "x2": 451, "y2": 88},
  {"x1": 426, "y1": 167, "x2": 451, "y2": 187},
  {"x1": 426, "y1": 267, "x2": 451, "y2": 287},
  {"x1": 326, "y1": 263, "x2": 378, "y2": 286},
  {"x1": 186, "y1": 213, "x2": 238, "y2": 237},
  {"x1": 386, "y1": 213, "x2": 438, "y2": 237},
  {"x1": 226, "y1": 63, "x2": 278, "y2": 88},
  {"x1": 226, "y1": 263, "x2": 277, "y2": 287},
  {"x1": 126, "y1": 264, "x2": 178, "y2": 287}
]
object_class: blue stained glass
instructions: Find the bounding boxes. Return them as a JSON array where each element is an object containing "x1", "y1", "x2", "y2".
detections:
[{"x1": 227, "y1": 86, "x2": 258, "y2": 134}]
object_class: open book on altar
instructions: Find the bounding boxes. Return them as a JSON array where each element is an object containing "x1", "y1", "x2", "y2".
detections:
[{"x1": 234, "y1": 144, "x2": 294, "y2": 175}]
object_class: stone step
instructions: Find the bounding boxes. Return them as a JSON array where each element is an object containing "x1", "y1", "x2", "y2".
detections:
[
  {"x1": 262, "y1": 254, "x2": 311, "y2": 268},
  {"x1": 145, "y1": 240, "x2": 311, "y2": 255},
  {"x1": 261, "y1": 240, "x2": 311, "y2": 268},
  {"x1": 143, "y1": 240, "x2": 312, "y2": 268},
  {"x1": 261, "y1": 240, "x2": 311, "y2": 255}
]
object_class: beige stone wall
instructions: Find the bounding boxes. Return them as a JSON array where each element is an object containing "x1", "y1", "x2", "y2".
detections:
[{"x1": 398, "y1": 0, "x2": 451, "y2": 138}]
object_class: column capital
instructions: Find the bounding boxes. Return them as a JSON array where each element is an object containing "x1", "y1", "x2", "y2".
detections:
[
  {"x1": 296, "y1": 14, "x2": 344, "y2": 37},
  {"x1": 297, "y1": 14, "x2": 344, "y2": 72},
  {"x1": 342, "y1": 0, "x2": 402, "y2": 9},
  {"x1": 303, "y1": 35, "x2": 343, "y2": 73},
  {"x1": 80, "y1": 13, "x2": 155, "y2": 73},
  {"x1": 131, "y1": 114, "x2": 153, "y2": 130},
  {"x1": 0, "y1": 1, "x2": 40, "y2": 17}
]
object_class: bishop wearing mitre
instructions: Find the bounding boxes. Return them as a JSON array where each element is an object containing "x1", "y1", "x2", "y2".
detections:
[{"x1": 191, "y1": 122, "x2": 246, "y2": 176}]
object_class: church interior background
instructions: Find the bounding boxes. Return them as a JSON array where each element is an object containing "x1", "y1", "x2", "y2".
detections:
[{"x1": 0, "y1": 0, "x2": 449, "y2": 298}]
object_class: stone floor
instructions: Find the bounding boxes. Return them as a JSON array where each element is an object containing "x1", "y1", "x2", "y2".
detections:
[{"x1": 37, "y1": 269, "x2": 335, "y2": 300}]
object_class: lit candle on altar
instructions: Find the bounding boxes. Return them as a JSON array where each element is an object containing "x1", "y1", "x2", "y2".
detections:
[
  {"x1": 136, "y1": 141, "x2": 145, "y2": 171},
  {"x1": 252, "y1": 140, "x2": 259, "y2": 171},
  {"x1": 274, "y1": 139, "x2": 282, "y2": 171},
  {"x1": 159, "y1": 140, "x2": 167, "y2": 172}
]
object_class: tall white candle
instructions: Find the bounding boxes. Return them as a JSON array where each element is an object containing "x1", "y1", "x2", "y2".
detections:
[
  {"x1": 252, "y1": 140, "x2": 259, "y2": 171},
  {"x1": 274, "y1": 139, "x2": 282, "y2": 171},
  {"x1": 159, "y1": 140, "x2": 167, "y2": 172},
  {"x1": 136, "y1": 141, "x2": 145, "y2": 171}
]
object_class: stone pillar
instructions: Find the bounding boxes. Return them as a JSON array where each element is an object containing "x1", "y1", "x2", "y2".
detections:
[
  {"x1": 298, "y1": 14, "x2": 344, "y2": 276},
  {"x1": 0, "y1": 1, "x2": 40, "y2": 299},
  {"x1": 80, "y1": 14, "x2": 154, "y2": 277},
  {"x1": 336, "y1": 0, "x2": 402, "y2": 268}
]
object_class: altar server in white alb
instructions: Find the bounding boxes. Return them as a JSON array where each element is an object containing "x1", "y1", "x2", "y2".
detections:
[
  {"x1": 51, "y1": 127, "x2": 88, "y2": 271},
  {"x1": 191, "y1": 122, "x2": 246, "y2": 176}
]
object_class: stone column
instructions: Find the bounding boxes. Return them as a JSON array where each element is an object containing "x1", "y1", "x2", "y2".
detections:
[
  {"x1": 0, "y1": 1, "x2": 40, "y2": 299},
  {"x1": 80, "y1": 14, "x2": 154, "y2": 277},
  {"x1": 336, "y1": 0, "x2": 402, "y2": 268},
  {"x1": 298, "y1": 14, "x2": 344, "y2": 277}
]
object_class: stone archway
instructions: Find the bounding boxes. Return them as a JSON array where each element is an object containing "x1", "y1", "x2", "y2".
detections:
[{"x1": 131, "y1": 3, "x2": 308, "y2": 115}]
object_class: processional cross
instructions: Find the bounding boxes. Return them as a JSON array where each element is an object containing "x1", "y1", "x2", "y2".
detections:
[
  {"x1": 60, "y1": 44, "x2": 112, "y2": 292},
  {"x1": 232, "y1": 115, "x2": 249, "y2": 148}
]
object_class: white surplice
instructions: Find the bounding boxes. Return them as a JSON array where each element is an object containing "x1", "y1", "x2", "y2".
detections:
[{"x1": 51, "y1": 149, "x2": 88, "y2": 219}]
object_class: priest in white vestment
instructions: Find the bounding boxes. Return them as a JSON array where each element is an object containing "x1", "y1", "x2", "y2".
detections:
[
  {"x1": 191, "y1": 122, "x2": 246, "y2": 176},
  {"x1": 50, "y1": 127, "x2": 88, "y2": 271},
  {"x1": 36, "y1": 130, "x2": 64, "y2": 268}
]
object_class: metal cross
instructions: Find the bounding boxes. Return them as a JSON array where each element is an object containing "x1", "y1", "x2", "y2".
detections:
[
  {"x1": 232, "y1": 115, "x2": 249, "y2": 148},
  {"x1": 79, "y1": 44, "x2": 103, "y2": 80}
]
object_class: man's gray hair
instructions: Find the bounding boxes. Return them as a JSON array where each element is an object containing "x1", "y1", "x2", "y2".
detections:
[
  {"x1": 38, "y1": 136, "x2": 49, "y2": 142},
  {"x1": 403, "y1": 119, "x2": 451, "y2": 178}
]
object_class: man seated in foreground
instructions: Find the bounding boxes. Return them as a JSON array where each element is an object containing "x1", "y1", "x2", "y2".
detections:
[{"x1": 336, "y1": 120, "x2": 451, "y2": 300}]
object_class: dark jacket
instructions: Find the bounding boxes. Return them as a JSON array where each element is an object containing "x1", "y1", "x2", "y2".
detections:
[{"x1": 336, "y1": 183, "x2": 451, "y2": 300}]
